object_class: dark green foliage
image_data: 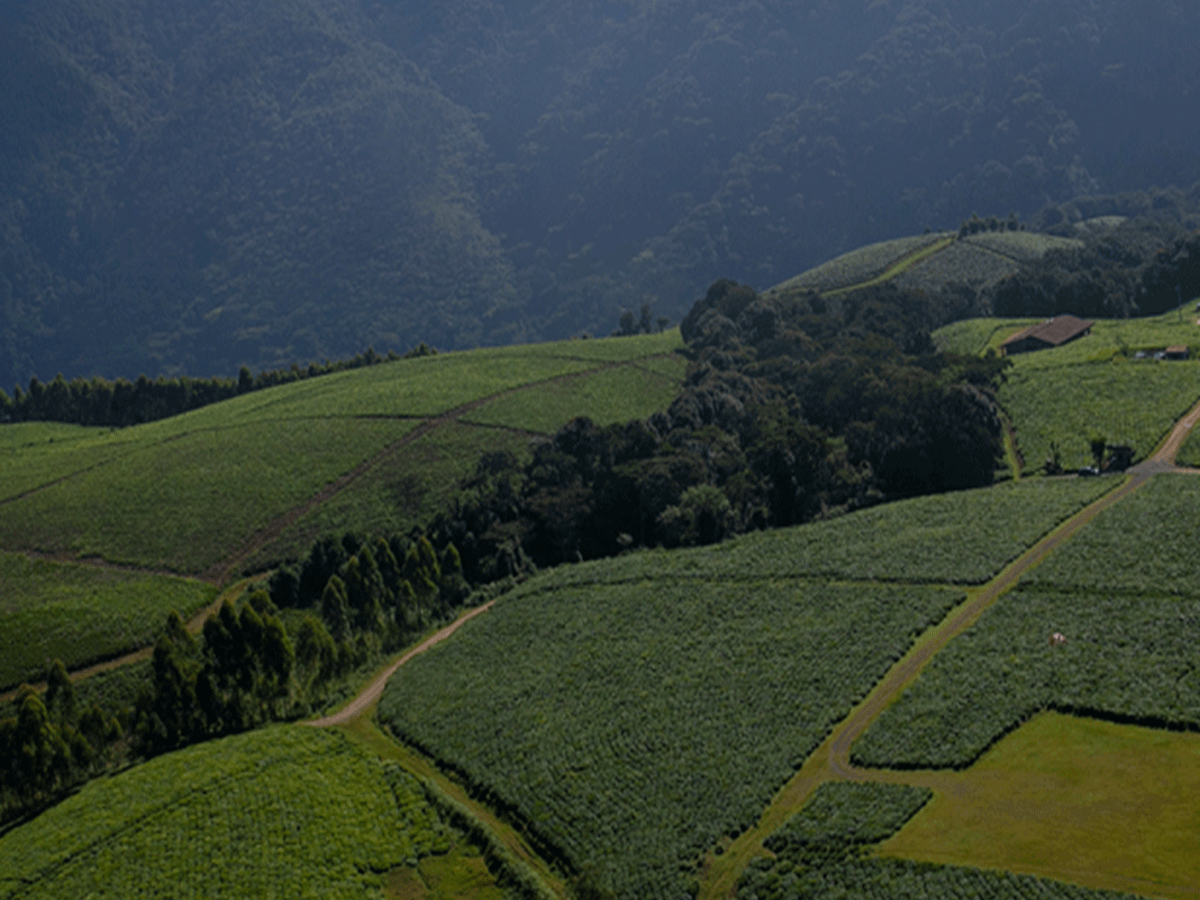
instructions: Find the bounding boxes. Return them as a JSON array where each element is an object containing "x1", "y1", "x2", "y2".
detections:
[
  {"x1": 5, "y1": 347, "x2": 401, "y2": 428},
  {"x1": 5, "y1": 1, "x2": 1200, "y2": 382},
  {"x1": 739, "y1": 782, "x2": 1134, "y2": 900}
]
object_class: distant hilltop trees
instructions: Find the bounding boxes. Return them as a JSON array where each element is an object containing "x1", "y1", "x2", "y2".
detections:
[{"x1": 0, "y1": 344, "x2": 436, "y2": 428}]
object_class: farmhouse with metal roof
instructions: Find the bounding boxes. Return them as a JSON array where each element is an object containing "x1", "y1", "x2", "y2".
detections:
[{"x1": 1001, "y1": 315, "x2": 1094, "y2": 355}]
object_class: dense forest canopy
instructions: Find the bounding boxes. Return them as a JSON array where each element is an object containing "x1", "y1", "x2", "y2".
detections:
[{"x1": 3, "y1": 0, "x2": 1200, "y2": 383}]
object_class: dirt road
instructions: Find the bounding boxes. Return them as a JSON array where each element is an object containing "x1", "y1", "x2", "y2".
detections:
[
  {"x1": 305, "y1": 600, "x2": 495, "y2": 727},
  {"x1": 699, "y1": 394, "x2": 1200, "y2": 900}
]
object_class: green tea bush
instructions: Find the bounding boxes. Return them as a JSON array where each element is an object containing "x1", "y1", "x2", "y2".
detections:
[
  {"x1": 379, "y1": 577, "x2": 962, "y2": 900},
  {"x1": 0, "y1": 727, "x2": 450, "y2": 898}
]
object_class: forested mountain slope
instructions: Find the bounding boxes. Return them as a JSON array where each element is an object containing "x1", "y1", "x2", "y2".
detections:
[{"x1": 3, "y1": 0, "x2": 1200, "y2": 384}]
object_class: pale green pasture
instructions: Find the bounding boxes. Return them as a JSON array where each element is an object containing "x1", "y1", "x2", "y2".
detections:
[
  {"x1": 932, "y1": 317, "x2": 1040, "y2": 356},
  {"x1": 879, "y1": 713, "x2": 1200, "y2": 899},
  {"x1": 0, "y1": 551, "x2": 216, "y2": 689}
]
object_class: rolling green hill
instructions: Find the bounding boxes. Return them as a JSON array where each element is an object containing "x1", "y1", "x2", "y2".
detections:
[{"x1": 0, "y1": 332, "x2": 684, "y2": 576}]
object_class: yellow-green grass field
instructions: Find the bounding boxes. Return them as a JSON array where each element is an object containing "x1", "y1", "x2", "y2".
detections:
[
  {"x1": 0, "y1": 550, "x2": 217, "y2": 690},
  {"x1": 0, "y1": 332, "x2": 685, "y2": 575},
  {"x1": 878, "y1": 712, "x2": 1200, "y2": 899}
]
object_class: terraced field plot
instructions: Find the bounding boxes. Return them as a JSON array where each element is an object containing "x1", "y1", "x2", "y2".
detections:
[
  {"x1": 852, "y1": 475, "x2": 1200, "y2": 770},
  {"x1": 529, "y1": 476, "x2": 1114, "y2": 591},
  {"x1": 380, "y1": 578, "x2": 963, "y2": 900},
  {"x1": 0, "y1": 332, "x2": 685, "y2": 575},
  {"x1": 0, "y1": 726, "x2": 473, "y2": 899},
  {"x1": 0, "y1": 551, "x2": 216, "y2": 689},
  {"x1": 998, "y1": 359, "x2": 1200, "y2": 471},
  {"x1": 767, "y1": 233, "x2": 952, "y2": 296},
  {"x1": 877, "y1": 713, "x2": 1200, "y2": 900}
]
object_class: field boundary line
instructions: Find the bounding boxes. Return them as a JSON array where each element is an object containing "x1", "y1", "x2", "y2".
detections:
[
  {"x1": 203, "y1": 355, "x2": 676, "y2": 584},
  {"x1": 824, "y1": 234, "x2": 955, "y2": 297}
]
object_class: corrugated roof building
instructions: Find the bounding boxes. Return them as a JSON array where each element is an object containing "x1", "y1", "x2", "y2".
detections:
[{"x1": 1001, "y1": 315, "x2": 1094, "y2": 355}]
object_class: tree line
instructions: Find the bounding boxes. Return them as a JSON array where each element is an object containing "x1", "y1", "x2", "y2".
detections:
[
  {"x1": 0, "y1": 528, "x2": 469, "y2": 824},
  {"x1": 0, "y1": 344, "x2": 436, "y2": 428},
  {"x1": 417, "y1": 278, "x2": 1010, "y2": 580}
]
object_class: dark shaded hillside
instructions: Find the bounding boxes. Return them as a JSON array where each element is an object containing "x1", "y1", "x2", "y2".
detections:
[{"x1": 3, "y1": 0, "x2": 1200, "y2": 384}]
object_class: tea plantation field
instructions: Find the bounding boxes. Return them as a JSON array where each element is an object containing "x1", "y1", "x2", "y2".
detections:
[
  {"x1": 0, "y1": 726, "x2": 473, "y2": 899},
  {"x1": 380, "y1": 577, "x2": 964, "y2": 900},
  {"x1": 852, "y1": 475, "x2": 1200, "y2": 770},
  {"x1": 0, "y1": 551, "x2": 216, "y2": 690},
  {"x1": 0, "y1": 332, "x2": 685, "y2": 575}
]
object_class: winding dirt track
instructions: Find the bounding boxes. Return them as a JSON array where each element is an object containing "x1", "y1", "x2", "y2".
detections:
[
  {"x1": 305, "y1": 600, "x2": 495, "y2": 727},
  {"x1": 699, "y1": 395, "x2": 1200, "y2": 900}
]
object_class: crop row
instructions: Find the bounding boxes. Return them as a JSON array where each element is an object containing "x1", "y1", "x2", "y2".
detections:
[
  {"x1": 526, "y1": 476, "x2": 1113, "y2": 592},
  {"x1": 739, "y1": 782, "x2": 1135, "y2": 900},
  {"x1": 0, "y1": 336, "x2": 685, "y2": 574},
  {"x1": 379, "y1": 578, "x2": 962, "y2": 900},
  {"x1": 769, "y1": 234, "x2": 950, "y2": 295},
  {"x1": 0, "y1": 551, "x2": 217, "y2": 688},
  {"x1": 0, "y1": 726, "x2": 450, "y2": 898},
  {"x1": 999, "y1": 360, "x2": 1200, "y2": 472},
  {"x1": 851, "y1": 586, "x2": 1200, "y2": 770},
  {"x1": 961, "y1": 231, "x2": 1082, "y2": 262},
  {"x1": 1022, "y1": 475, "x2": 1200, "y2": 598},
  {"x1": 894, "y1": 241, "x2": 1019, "y2": 293}
]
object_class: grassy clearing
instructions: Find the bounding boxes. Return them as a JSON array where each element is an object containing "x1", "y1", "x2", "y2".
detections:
[
  {"x1": 379, "y1": 577, "x2": 963, "y2": 900},
  {"x1": 530, "y1": 477, "x2": 1114, "y2": 591},
  {"x1": 0, "y1": 551, "x2": 217, "y2": 689},
  {"x1": 998, "y1": 360, "x2": 1200, "y2": 471},
  {"x1": 0, "y1": 726, "x2": 471, "y2": 899},
  {"x1": 0, "y1": 424, "x2": 142, "y2": 502},
  {"x1": 878, "y1": 712, "x2": 1200, "y2": 899},
  {"x1": 960, "y1": 230, "x2": 1082, "y2": 261}
]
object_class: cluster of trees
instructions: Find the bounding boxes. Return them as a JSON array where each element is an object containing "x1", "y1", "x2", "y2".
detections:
[
  {"x1": 1, "y1": 529, "x2": 472, "y2": 824},
  {"x1": 612, "y1": 304, "x2": 670, "y2": 337},
  {"x1": 422, "y1": 278, "x2": 1008, "y2": 573},
  {"x1": 990, "y1": 224, "x2": 1200, "y2": 319},
  {"x1": 0, "y1": 345, "x2": 432, "y2": 427},
  {"x1": 136, "y1": 531, "x2": 469, "y2": 758},
  {"x1": 0, "y1": 661, "x2": 122, "y2": 819}
]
